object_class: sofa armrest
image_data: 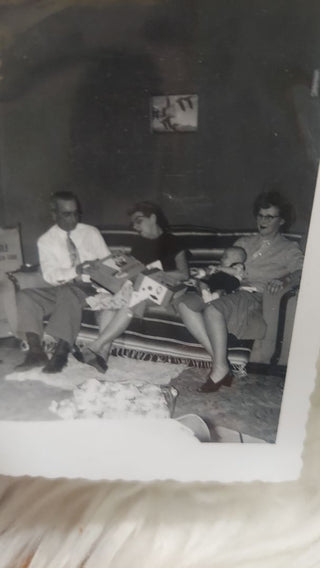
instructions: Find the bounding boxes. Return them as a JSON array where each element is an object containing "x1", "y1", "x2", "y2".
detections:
[
  {"x1": 270, "y1": 285, "x2": 299, "y2": 367},
  {"x1": 8, "y1": 265, "x2": 48, "y2": 290},
  {"x1": 250, "y1": 284, "x2": 299, "y2": 365},
  {"x1": 0, "y1": 266, "x2": 50, "y2": 338},
  {"x1": 262, "y1": 283, "x2": 298, "y2": 331}
]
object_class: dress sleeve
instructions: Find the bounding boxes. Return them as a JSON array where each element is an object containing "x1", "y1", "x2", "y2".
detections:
[
  {"x1": 233, "y1": 236, "x2": 247, "y2": 249},
  {"x1": 162, "y1": 234, "x2": 186, "y2": 270},
  {"x1": 286, "y1": 241, "x2": 304, "y2": 273},
  {"x1": 168, "y1": 234, "x2": 185, "y2": 256},
  {"x1": 130, "y1": 237, "x2": 142, "y2": 261}
]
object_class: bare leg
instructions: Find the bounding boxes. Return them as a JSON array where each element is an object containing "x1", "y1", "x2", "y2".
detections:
[
  {"x1": 203, "y1": 305, "x2": 229, "y2": 383},
  {"x1": 93, "y1": 309, "x2": 116, "y2": 359},
  {"x1": 98, "y1": 309, "x2": 116, "y2": 331},
  {"x1": 89, "y1": 307, "x2": 134, "y2": 360},
  {"x1": 178, "y1": 302, "x2": 214, "y2": 358}
]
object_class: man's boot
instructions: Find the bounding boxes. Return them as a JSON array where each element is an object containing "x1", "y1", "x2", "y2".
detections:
[
  {"x1": 42, "y1": 339, "x2": 70, "y2": 374},
  {"x1": 16, "y1": 332, "x2": 48, "y2": 371}
]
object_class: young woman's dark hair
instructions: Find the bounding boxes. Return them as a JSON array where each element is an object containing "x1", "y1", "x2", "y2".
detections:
[
  {"x1": 128, "y1": 201, "x2": 170, "y2": 231},
  {"x1": 253, "y1": 190, "x2": 295, "y2": 231}
]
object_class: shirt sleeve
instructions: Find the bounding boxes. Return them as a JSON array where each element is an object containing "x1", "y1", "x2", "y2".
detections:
[
  {"x1": 38, "y1": 237, "x2": 77, "y2": 286},
  {"x1": 89, "y1": 227, "x2": 111, "y2": 260},
  {"x1": 38, "y1": 227, "x2": 111, "y2": 286}
]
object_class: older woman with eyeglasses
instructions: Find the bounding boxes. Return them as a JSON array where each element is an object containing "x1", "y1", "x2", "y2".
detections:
[
  {"x1": 177, "y1": 190, "x2": 304, "y2": 393},
  {"x1": 82, "y1": 201, "x2": 189, "y2": 373}
]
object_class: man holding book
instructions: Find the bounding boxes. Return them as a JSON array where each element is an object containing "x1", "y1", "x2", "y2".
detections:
[{"x1": 16, "y1": 190, "x2": 110, "y2": 374}]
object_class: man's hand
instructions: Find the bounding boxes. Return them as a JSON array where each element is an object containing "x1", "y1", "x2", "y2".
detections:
[
  {"x1": 6, "y1": 271, "x2": 20, "y2": 290},
  {"x1": 76, "y1": 259, "x2": 101, "y2": 277},
  {"x1": 115, "y1": 270, "x2": 129, "y2": 279}
]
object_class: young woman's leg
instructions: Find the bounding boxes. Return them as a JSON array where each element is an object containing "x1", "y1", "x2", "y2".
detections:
[
  {"x1": 90, "y1": 309, "x2": 117, "y2": 359},
  {"x1": 89, "y1": 306, "x2": 134, "y2": 359}
]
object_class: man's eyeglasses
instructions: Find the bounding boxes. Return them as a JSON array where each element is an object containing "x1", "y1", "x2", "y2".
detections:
[{"x1": 257, "y1": 214, "x2": 280, "y2": 222}]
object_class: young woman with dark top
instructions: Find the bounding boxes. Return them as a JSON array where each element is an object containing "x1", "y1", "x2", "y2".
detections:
[{"x1": 83, "y1": 201, "x2": 189, "y2": 373}]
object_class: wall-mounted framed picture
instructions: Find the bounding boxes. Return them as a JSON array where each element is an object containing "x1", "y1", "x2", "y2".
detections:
[{"x1": 151, "y1": 94, "x2": 198, "y2": 132}]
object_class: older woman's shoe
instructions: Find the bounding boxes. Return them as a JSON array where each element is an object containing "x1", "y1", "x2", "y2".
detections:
[{"x1": 198, "y1": 371, "x2": 233, "y2": 393}]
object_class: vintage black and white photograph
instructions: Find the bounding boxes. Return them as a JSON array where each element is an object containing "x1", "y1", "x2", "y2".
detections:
[{"x1": 0, "y1": 0, "x2": 319, "y2": 481}]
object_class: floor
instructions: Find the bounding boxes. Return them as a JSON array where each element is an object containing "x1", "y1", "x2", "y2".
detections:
[
  {"x1": 0, "y1": 338, "x2": 285, "y2": 443},
  {"x1": 171, "y1": 367, "x2": 284, "y2": 443}
]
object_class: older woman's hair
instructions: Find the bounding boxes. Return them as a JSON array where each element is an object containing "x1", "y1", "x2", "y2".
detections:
[
  {"x1": 128, "y1": 201, "x2": 170, "y2": 231},
  {"x1": 253, "y1": 190, "x2": 295, "y2": 230}
]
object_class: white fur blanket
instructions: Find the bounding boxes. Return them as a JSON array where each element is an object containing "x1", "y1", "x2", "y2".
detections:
[
  {"x1": 6, "y1": 355, "x2": 186, "y2": 390},
  {"x1": 0, "y1": 360, "x2": 319, "y2": 568}
]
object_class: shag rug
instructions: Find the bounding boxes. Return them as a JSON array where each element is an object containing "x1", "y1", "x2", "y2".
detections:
[
  {"x1": 6, "y1": 355, "x2": 186, "y2": 390},
  {"x1": 5, "y1": 356, "x2": 184, "y2": 421},
  {"x1": 0, "y1": 360, "x2": 319, "y2": 567}
]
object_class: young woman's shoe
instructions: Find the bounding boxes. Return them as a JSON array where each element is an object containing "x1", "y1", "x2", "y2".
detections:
[
  {"x1": 198, "y1": 371, "x2": 233, "y2": 393},
  {"x1": 83, "y1": 347, "x2": 108, "y2": 374},
  {"x1": 86, "y1": 353, "x2": 108, "y2": 374}
]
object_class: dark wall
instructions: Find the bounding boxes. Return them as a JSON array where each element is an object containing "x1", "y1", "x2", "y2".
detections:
[{"x1": 0, "y1": 0, "x2": 319, "y2": 263}]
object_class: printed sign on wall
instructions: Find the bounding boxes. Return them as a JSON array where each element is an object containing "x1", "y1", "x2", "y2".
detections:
[{"x1": 0, "y1": 227, "x2": 23, "y2": 275}]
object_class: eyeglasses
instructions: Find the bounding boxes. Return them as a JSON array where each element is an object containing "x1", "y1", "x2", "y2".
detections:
[{"x1": 257, "y1": 214, "x2": 280, "y2": 222}]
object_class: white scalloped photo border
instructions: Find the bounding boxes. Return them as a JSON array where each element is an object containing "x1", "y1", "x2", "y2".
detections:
[{"x1": 0, "y1": 167, "x2": 319, "y2": 483}]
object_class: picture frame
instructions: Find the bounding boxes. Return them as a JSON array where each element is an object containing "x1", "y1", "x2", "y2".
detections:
[{"x1": 151, "y1": 94, "x2": 198, "y2": 132}]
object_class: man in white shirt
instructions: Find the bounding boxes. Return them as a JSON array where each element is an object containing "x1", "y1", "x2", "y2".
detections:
[{"x1": 16, "y1": 191, "x2": 110, "y2": 373}]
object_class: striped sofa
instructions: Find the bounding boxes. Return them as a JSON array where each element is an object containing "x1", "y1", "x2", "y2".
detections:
[{"x1": 76, "y1": 226, "x2": 303, "y2": 376}]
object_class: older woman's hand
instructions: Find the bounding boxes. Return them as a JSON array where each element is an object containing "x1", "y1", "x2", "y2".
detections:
[{"x1": 267, "y1": 278, "x2": 285, "y2": 294}]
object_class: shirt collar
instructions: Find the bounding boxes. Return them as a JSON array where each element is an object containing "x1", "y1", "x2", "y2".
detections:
[
  {"x1": 54, "y1": 224, "x2": 79, "y2": 236},
  {"x1": 257, "y1": 232, "x2": 282, "y2": 245}
]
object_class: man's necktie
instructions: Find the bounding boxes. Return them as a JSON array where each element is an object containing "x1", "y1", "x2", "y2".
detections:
[{"x1": 66, "y1": 232, "x2": 81, "y2": 267}]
